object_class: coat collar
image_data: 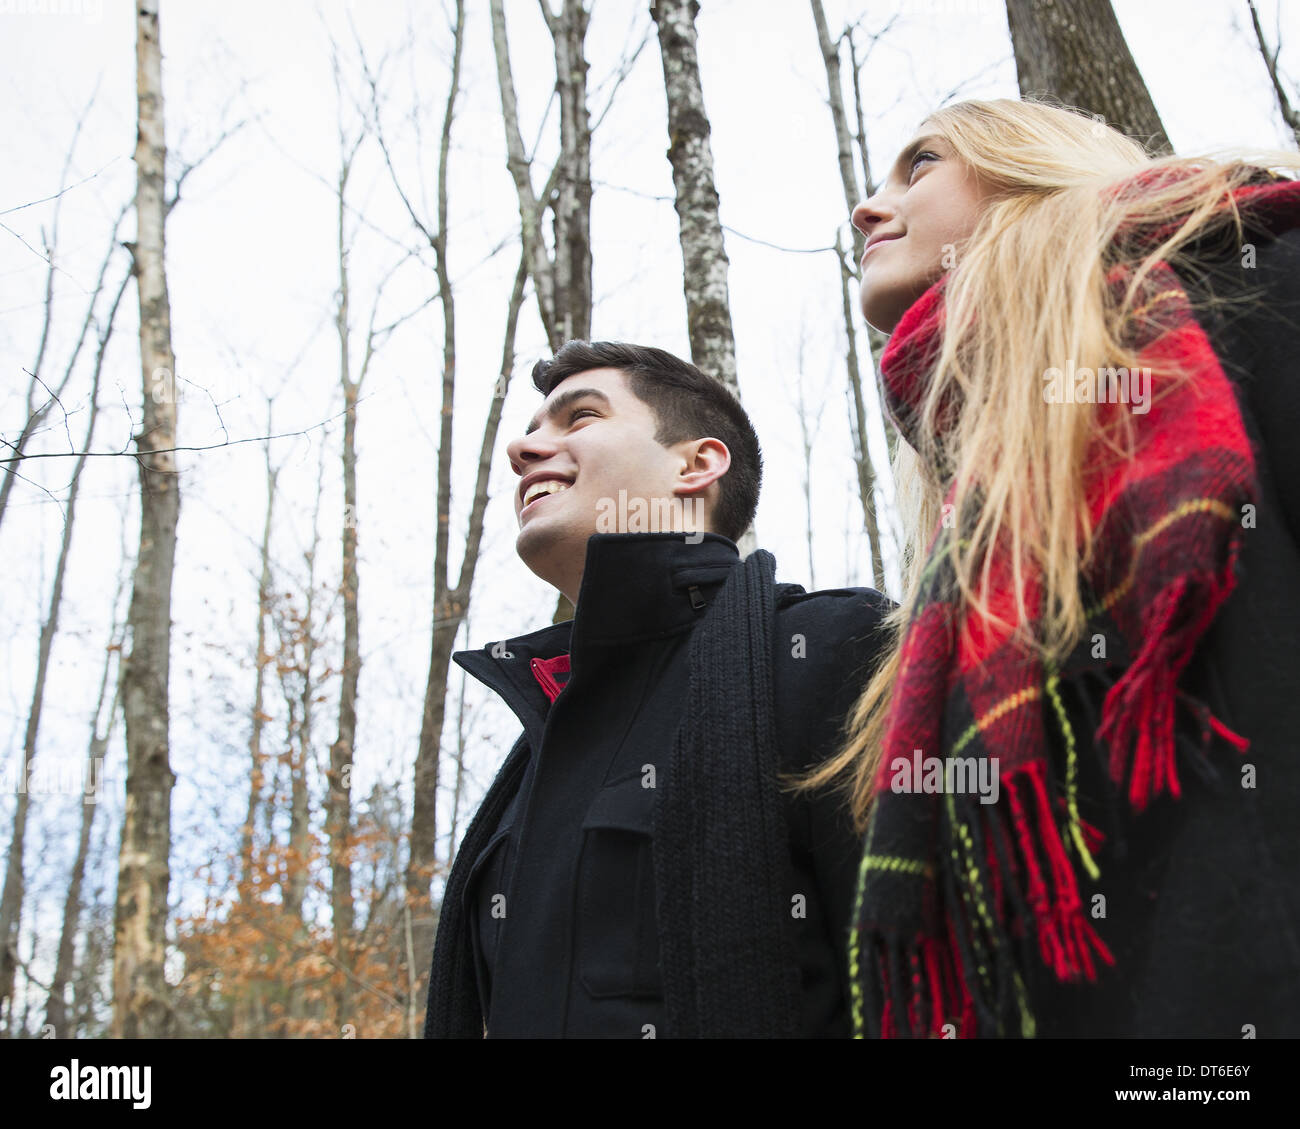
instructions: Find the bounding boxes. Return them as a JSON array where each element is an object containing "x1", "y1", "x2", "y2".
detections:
[
  {"x1": 569, "y1": 531, "x2": 739, "y2": 648},
  {"x1": 452, "y1": 532, "x2": 740, "y2": 738}
]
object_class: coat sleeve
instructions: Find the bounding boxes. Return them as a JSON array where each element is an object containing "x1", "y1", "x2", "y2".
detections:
[
  {"x1": 1182, "y1": 225, "x2": 1300, "y2": 541},
  {"x1": 1238, "y1": 228, "x2": 1300, "y2": 540},
  {"x1": 773, "y1": 587, "x2": 895, "y2": 1036}
]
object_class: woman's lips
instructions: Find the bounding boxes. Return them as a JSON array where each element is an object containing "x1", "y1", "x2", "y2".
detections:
[{"x1": 862, "y1": 234, "x2": 901, "y2": 265}]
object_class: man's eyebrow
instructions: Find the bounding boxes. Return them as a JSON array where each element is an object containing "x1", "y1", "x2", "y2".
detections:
[{"x1": 525, "y1": 387, "x2": 611, "y2": 435}]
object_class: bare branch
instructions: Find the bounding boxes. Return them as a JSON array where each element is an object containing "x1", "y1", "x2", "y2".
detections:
[
  {"x1": 0, "y1": 401, "x2": 370, "y2": 468},
  {"x1": 0, "y1": 156, "x2": 125, "y2": 218},
  {"x1": 590, "y1": 23, "x2": 653, "y2": 134},
  {"x1": 165, "y1": 117, "x2": 250, "y2": 216},
  {"x1": 0, "y1": 203, "x2": 130, "y2": 535},
  {"x1": 537, "y1": 0, "x2": 559, "y2": 36},
  {"x1": 1248, "y1": 0, "x2": 1300, "y2": 147},
  {"x1": 490, "y1": 0, "x2": 557, "y2": 341}
]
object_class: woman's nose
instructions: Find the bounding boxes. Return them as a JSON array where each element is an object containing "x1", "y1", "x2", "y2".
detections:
[{"x1": 852, "y1": 194, "x2": 893, "y2": 238}]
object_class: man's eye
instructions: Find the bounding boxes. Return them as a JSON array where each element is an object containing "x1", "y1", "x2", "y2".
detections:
[{"x1": 569, "y1": 407, "x2": 597, "y2": 422}]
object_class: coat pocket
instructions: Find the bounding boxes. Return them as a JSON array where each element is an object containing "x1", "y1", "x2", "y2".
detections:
[
  {"x1": 576, "y1": 774, "x2": 662, "y2": 999},
  {"x1": 464, "y1": 828, "x2": 512, "y2": 1017}
]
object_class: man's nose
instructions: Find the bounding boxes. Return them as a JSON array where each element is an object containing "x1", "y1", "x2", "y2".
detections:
[{"x1": 505, "y1": 427, "x2": 559, "y2": 477}]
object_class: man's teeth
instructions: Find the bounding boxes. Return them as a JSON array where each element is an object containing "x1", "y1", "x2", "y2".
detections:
[{"x1": 523, "y1": 480, "x2": 571, "y2": 507}]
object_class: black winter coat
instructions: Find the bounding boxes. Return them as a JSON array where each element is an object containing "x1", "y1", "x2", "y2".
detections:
[
  {"x1": 423, "y1": 533, "x2": 892, "y2": 1038},
  {"x1": 1031, "y1": 225, "x2": 1300, "y2": 1036}
]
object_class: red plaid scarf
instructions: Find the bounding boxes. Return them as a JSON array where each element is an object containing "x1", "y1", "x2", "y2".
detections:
[{"x1": 850, "y1": 170, "x2": 1300, "y2": 1038}]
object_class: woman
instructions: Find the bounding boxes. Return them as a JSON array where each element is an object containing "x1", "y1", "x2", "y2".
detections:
[{"x1": 810, "y1": 98, "x2": 1300, "y2": 1037}]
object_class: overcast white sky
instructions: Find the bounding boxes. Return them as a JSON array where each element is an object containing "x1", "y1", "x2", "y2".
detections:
[{"x1": 1, "y1": 0, "x2": 1297, "y2": 983}]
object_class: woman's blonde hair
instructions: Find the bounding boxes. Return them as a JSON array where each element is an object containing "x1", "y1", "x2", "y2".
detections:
[{"x1": 805, "y1": 97, "x2": 1300, "y2": 830}]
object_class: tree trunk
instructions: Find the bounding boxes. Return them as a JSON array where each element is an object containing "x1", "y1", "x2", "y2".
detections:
[
  {"x1": 330, "y1": 198, "x2": 359, "y2": 1027},
  {"x1": 446, "y1": 620, "x2": 471, "y2": 857},
  {"x1": 551, "y1": 0, "x2": 594, "y2": 343},
  {"x1": 241, "y1": 406, "x2": 278, "y2": 896},
  {"x1": 113, "y1": 0, "x2": 179, "y2": 1039},
  {"x1": 73, "y1": 907, "x2": 105, "y2": 1036},
  {"x1": 490, "y1": 0, "x2": 561, "y2": 348},
  {"x1": 491, "y1": 0, "x2": 596, "y2": 614},
  {"x1": 490, "y1": 0, "x2": 596, "y2": 354},
  {"x1": 651, "y1": 0, "x2": 740, "y2": 397},
  {"x1": 1005, "y1": 0, "x2": 1171, "y2": 154},
  {"x1": 652, "y1": 0, "x2": 756, "y2": 554},
  {"x1": 0, "y1": 265, "x2": 128, "y2": 1032},
  {"x1": 409, "y1": 247, "x2": 528, "y2": 1012},
  {"x1": 836, "y1": 231, "x2": 885, "y2": 589},
  {"x1": 844, "y1": 26, "x2": 900, "y2": 471},
  {"x1": 269, "y1": 454, "x2": 321, "y2": 1031},
  {"x1": 1247, "y1": 0, "x2": 1300, "y2": 149},
  {"x1": 284, "y1": 444, "x2": 323, "y2": 934},
  {"x1": 408, "y1": 0, "x2": 466, "y2": 1020},
  {"x1": 46, "y1": 550, "x2": 129, "y2": 1039},
  {"x1": 810, "y1": 0, "x2": 889, "y2": 589}
]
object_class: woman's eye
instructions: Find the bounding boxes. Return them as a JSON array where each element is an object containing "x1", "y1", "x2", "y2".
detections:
[{"x1": 909, "y1": 151, "x2": 938, "y2": 180}]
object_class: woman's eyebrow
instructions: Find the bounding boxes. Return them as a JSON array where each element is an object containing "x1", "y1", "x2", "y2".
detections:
[{"x1": 892, "y1": 134, "x2": 945, "y2": 181}]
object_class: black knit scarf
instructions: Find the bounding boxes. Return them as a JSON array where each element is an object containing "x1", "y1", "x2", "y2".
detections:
[{"x1": 654, "y1": 548, "x2": 805, "y2": 1037}]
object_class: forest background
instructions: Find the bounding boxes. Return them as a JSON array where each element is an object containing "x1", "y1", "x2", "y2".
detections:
[{"x1": 1, "y1": 0, "x2": 1297, "y2": 1038}]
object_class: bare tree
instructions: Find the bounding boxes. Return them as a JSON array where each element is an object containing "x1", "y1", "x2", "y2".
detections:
[
  {"x1": 650, "y1": 1, "x2": 738, "y2": 397},
  {"x1": 489, "y1": 0, "x2": 600, "y2": 352},
  {"x1": 1247, "y1": 0, "x2": 1300, "y2": 148},
  {"x1": 278, "y1": 439, "x2": 327, "y2": 931},
  {"x1": 790, "y1": 322, "x2": 827, "y2": 589},
  {"x1": 405, "y1": 240, "x2": 530, "y2": 1017},
  {"x1": 359, "y1": 3, "x2": 545, "y2": 1017},
  {"x1": 810, "y1": 0, "x2": 891, "y2": 589},
  {"x1": 490, "y1": 0, "x2": 626, "y2": 621},
  {"x1": 834, "y1": 231, "x2": 886, "y2": 590},
  {"x1": 446, "y1": 618, "x2": 474, "y2": 859},
  {"x1": 651, "y1": 0, "x2": 757, "y2": 555},
  {"x1": 1005, "y1": 0, "x2": 1171, "y2": 153},
  {"x1": 543, "y1": 0, "x2": 594, "y2": 344},
  {"x1": 266, "y1": 441, "x2": 327, "y2": 1030},
  {"x1": 328, "y1": 51, "x2": 367, "y2": 1026},
  {"x1": 45, "y1": 537, "x2": 130, "y2": 1039},
  {"x1": 73, "y1": 816, "x2": 116, "y2": 1035},
  {"x1": 0, "y1": 258, "x2": 130, "y2": 1032},
  {"x1": 0, "y1": 94, "x2": 99, "y2": 538},
  {"x1": 355, "y1": 0, "x2": 466, "y2": 1020},
  {"x1": 113, "y1": 0, "x2": 181, "y2": 1039},
  {"x1": 240, "y1": 402, "x2": 279, "y2": 895}
]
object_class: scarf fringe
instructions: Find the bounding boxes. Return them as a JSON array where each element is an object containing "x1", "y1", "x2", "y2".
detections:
[
  {"x1": 871, "y1": 761, "x2": 1115, "y2": 1038},
  {"x1": 1097, "y1": 571, "x2": 1249, "y2": 811},
  {"x1": 866, "y1": 653, "x2": 1254, "y2": 1038}
]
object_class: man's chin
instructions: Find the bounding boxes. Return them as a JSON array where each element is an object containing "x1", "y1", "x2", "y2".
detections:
[{"x1": 516, "y1": 521, "x2": 583, "y2": 584}]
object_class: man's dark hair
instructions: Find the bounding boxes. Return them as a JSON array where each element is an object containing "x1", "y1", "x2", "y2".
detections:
[{"x1": 531, "y1": 341, "x2": 762, "y2": 543}]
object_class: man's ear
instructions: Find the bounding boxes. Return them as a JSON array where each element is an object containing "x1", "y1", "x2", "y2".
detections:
[{"x1": 674, "y1": 437, "x2": 730, "y2": 497}]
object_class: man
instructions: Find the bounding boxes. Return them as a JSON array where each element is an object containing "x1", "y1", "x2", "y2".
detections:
[{"x1": 423, "y1": 341, "x2": 891, "y2": 1038}]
